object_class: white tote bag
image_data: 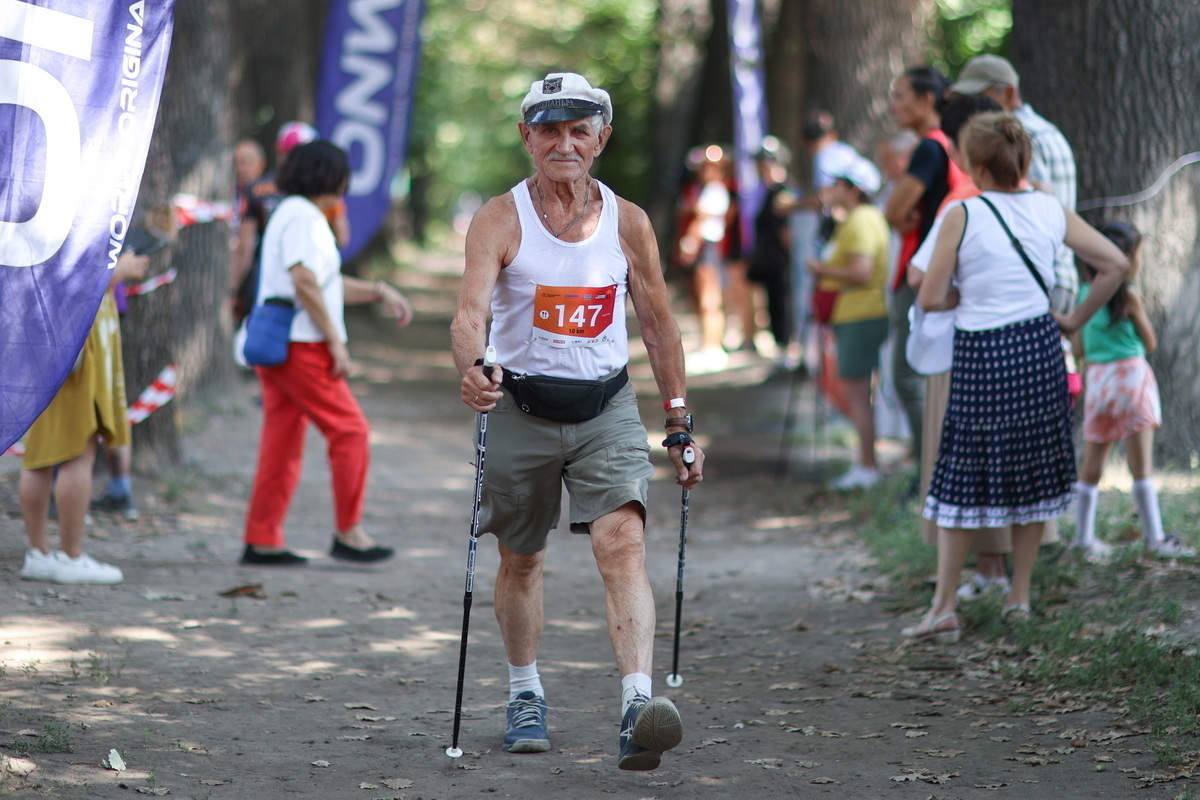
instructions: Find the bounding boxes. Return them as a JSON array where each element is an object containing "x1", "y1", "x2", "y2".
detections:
[{"x1": 906, "y1": 304, "x2": 954, "y2": 376}]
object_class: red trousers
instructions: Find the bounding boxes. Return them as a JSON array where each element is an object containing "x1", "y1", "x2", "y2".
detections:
[{"x1": 243, "y1": 342, "x2": 370, "y2": 548}]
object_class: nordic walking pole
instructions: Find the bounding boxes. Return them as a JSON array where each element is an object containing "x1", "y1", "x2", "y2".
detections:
[
  {"x1": 665, "y1": 444, "x2": 696, "y2": 688},
  {"x1": 447, "y1": 345, "x2": 497, "y2": 759}
]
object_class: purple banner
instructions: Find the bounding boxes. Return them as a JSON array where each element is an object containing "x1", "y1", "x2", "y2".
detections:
[
  {"x1": 728, "y1": 0, "x2": 768, "y2": 252},
  {"x1": 0, "y1": 0, "x2": 175, "y2": 453},
  {"x1": 316, "y1": 0, "x2": 425, "y2": 262}
]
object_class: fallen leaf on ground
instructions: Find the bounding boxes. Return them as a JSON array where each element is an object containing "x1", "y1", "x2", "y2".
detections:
[
  {"x1": 905, "y1": 730, "x2": 930, "y2": 738},
  {"x1": 382, "y1": 779, "x2": 414, "y2": 790},
  {"x1": 303, "y1": 695, "x2": 327, "y2": 702},
  {"x1": 338, "y1": 735, "x2": 370, "y2": 741},
  {"x1": 104, "y1": 750, "x2": 126, "y2": 771},
  {"x1": 916, "y1": 749, "x2": 964, "y2": 758},
  {"x1": 311, "y1": 760, "x2": 330, "y2": 768},
  {"x1": 810, "y1": 776, "x2": 839, "y2": 784},
  {"x1": 768, "y1": 682, "x2": 807, "y2": 691},
  {"x1": 135, "y1": 789, "x2": 169, "y2": 796},
  {"x1": 217, "y1": 583, "x2": 266, "y2": 598},
  {"x1": 344, "y1": 702, "x2": 377, "y2": 710},
  {"x1": 745, "y1": 759, "x2": 784, "y2": 769}
]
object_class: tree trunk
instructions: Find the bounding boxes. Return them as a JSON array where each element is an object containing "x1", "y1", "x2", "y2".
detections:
[
  {"x1": 124, "y1": 0, "x2": 237, "y2": 471},
  {"x1": 229, "y1": 0, "x2": 328, "y2": 155},
  {"x1": 648, "y1": 0, "x2": 715, "y2": 255},
  {"x1": 796, "y1": 0, "x2": 932, "y2": 160},
  {"x1": 1011, "y1": 0, "x2": 1200, "y2": 464}
]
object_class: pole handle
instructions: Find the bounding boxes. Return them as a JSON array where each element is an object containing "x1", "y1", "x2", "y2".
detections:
[
  {"x1": 483, "y1": 345, "x2": 497, "y2": 368},
  {"x1": 682, "y1": 446, "x2": 695, "y2": 466}
]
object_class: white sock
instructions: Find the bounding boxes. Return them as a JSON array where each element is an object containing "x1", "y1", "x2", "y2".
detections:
[
  {"x1": 508, "y1": 661, "x2": 543, "y2": 702},
  {"x1": 1132, "y1": 478, "x2": 1164, "y2": 548},
  {"x1": 1074, "y1": 482, "x2": 1099, "y2": 546},
  {"x1": 621, "y1": 672, "x2": 653, "y2": 716}
]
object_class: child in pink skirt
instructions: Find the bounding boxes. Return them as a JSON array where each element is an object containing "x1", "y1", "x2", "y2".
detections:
[{"x1": 1073, "y1": 221, "x2": 1194, "y2": 561}]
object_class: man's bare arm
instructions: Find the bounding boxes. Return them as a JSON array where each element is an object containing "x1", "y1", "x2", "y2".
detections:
[{"x1": 451, "y1": 194, "x2": 518, "y2": 409}]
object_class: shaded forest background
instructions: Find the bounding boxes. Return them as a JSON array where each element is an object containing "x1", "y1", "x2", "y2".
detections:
[{"x1": 122, "y1": 0, "x2": 1200, "y2": 469}]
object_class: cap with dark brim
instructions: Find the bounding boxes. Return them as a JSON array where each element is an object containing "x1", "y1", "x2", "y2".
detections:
[{"x1": 524, "y1": 99, "x2": 607, "y2": 125}]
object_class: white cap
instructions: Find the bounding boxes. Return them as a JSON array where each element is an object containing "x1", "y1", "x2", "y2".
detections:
[
  {"x1": 521, "y1": 72, "x2": 612, "y2": 127},
  {"x1": 832, "y1": 155, "x2": 882, "y2": 197}
]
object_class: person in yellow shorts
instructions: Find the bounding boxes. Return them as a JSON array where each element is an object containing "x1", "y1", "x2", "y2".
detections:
[{"x1": 18, "y1": 252, "x2": 148, "y2": 585}]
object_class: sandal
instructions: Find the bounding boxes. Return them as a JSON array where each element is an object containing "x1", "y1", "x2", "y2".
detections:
[
  {"x1": 1001, "y1": 603, "x2": 1031, "y2": 622},
  {"x1": 901, "y1": 610, "x2": 961, "y2": 643}
]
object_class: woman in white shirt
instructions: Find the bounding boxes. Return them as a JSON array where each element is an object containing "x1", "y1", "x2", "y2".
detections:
[
  {"x1": 904, "y1": 113, "x2": 1126, "y2": 641},
  {"x1": 241, "y1": 141, "x2": 412, "y2": 566}
]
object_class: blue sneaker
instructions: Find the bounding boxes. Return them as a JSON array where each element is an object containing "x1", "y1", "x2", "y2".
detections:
[
  {"x1": 617, "y1": 695, "x2": 682, "y2": 771},
  {"x1": 503, "y1": 691, "x2": 550, "y2": 753}
]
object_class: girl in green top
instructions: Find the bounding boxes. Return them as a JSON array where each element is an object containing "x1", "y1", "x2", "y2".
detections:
[{"x1": 1073, "y1": 222, "x2": 1193, "y2": 560}]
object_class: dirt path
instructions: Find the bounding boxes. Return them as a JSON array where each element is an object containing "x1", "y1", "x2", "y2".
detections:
[{"x1": 1, "y1": 287, "x2": 1189, "y2": 799}]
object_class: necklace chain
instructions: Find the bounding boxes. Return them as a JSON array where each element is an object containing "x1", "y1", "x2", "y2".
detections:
[{"x1": 534, "y1": 176, "x2": 592, "y2": 238}]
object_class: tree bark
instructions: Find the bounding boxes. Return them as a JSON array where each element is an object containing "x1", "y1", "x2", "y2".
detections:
[
  {"x1": 794, "y1": 0, "x2": 932, "y2": 161},
  {"x1": 229, "y1": 0, "x2": 328, "y2": 156},
  {"x1": 1011, "y1": 0, "x2": 1200, "y2": 463},
  {"x1": 124, "y1": 0, "x2": 237, "y2": 470},
  {"x1": 648, "y1": 0, "x2": 716, "y2": 254}
]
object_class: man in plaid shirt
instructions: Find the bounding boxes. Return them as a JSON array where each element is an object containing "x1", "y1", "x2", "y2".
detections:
[{"x1": 950, "y1": 55, "x2": 1079, "y2": 313}]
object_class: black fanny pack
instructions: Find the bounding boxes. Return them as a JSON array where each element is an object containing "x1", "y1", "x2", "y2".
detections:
[{"x1": 501, "y1": 366, "x2": 629, "y2": 423}]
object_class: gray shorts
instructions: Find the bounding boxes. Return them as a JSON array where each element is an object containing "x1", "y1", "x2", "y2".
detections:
[{"x1": 479, "y1": 382, "x2": 652, "y2": 555}]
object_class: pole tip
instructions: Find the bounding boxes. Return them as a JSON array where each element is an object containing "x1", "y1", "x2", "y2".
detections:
[
  {"x1": 446, "y1": 746, "x2": 463, "y2": 758},
  {"x1": 666, "y1": 674, "x2": 683, "y2": 688}
]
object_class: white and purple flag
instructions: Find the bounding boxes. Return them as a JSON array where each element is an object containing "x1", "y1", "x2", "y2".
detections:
[
  {"x1": 728, "y1": 0, "x2": 767, "y2": 252},
  {"x1": 0, "y1": 0, "x2": 175, "y2": 453},
  {"x1": 316, "y1": 0, "x2": 424, "y2": 262}
]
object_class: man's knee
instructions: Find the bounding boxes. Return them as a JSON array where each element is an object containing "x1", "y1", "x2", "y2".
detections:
[
  {"x1": 498, "y1": 544, "x2": 545, "y2": 584},
  {"x1": 591, "y1": 504, "x2": 646, "y2": 565}
]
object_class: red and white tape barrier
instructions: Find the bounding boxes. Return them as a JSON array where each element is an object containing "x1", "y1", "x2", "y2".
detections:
[
  {"x1": 173, "y1": 193, "x2": 234, "y2": 228},
  {"x1": 125, "y1": 268, "x2": 178, "y2": 297}
]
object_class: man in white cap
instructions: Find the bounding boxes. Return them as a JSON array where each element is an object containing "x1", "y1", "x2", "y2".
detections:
[
  {"x1": 452, "y1": 72, "x2": 703, "y2": 770},
  {"x1": 949, "y1": 54, "x2": 1079, "y2": 312}
]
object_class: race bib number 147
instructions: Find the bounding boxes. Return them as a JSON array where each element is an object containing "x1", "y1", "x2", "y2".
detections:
[{"x1": 532, "y1": 284, "x2": 617, "y2": 349}]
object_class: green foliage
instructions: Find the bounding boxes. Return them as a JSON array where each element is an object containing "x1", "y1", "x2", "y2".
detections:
[
  {"x1": 927, "y1": 0, "x2": 1012, "y2": 78},
  {"x1": 413, "y1": 0, "x2": 657, "y2": 242}
]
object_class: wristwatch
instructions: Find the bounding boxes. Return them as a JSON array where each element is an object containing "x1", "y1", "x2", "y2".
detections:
[{"x1": 664, "y1": 413, "x2": 693, "y2": 432}]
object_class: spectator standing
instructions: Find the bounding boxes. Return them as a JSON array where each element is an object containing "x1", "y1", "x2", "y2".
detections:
[
  {"x1": 240, "y1": 140, "x2": 412, "y2": 566},
  {"x1": 806, "y1": 157, "x2": 890, "y2": 490},
  {"x1": 884, "y1": 66, "x2": 966, "y2": 464},
  {"x1": 1072, "y1": 222, "x2": 1194, "y2": 560},
  {"x1": 747, "y1": 136, "x2": 796, "y2": 370},
  {"x1": 18, "y1": 253, "x2": 149, "y2": 585},
  {"x1": 949, "y1": 55, "x2": 1078, "y2": 312},
  {"x1": 903, "y1": 113, "x2": 1127, "y2": 641},
  {"x1": 676, "y1": 147, "x2": 738, "y2": 372}
]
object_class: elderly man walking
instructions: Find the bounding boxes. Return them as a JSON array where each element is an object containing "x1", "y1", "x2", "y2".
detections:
[{"x1": 451, "y1": 72, "x2": 704, "y2": 770}]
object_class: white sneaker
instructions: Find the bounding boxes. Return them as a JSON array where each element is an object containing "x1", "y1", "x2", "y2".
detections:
[
  {"x1": 956, "y1": 572, "x2": 1011, "y2": 600},
  {"x1": 18, "y1": 549, "x2": 58, "y2": 582},
  {"x1": 1075, "y1": 539, "x2": 1113, "y2": 564},
  {"x1": 1150, "y1": 535, "x2": 1196, "y2": 560},
  {"x1": 831, "y1": 465, "x2": 881, "y2": 491},
  {"x1": 52, "y1": 552, "x2": 123, "y2": 585}
]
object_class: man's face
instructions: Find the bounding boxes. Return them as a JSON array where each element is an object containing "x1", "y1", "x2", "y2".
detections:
[
  {"x1": 234, "y1": 143, "x2": 265, "y2": 187},
  {"x1": 520, "y1": 117, "x2": 609, "y2": 182},
  {"x1": 888, "y1": 76, "x2": 925, "y2": 131}
]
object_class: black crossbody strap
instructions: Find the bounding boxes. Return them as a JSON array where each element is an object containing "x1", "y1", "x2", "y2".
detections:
[{"x1": 978, "y1": 195, "x2": 1050, "y2": 299}]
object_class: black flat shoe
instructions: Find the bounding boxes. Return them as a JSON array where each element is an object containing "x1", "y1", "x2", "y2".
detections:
[
  {"x1": 240, "y1": 545, "x2": 308, "y2": 566},
  {"x1": 330, "y1": 537, "x2": 395, "y2": 563}
]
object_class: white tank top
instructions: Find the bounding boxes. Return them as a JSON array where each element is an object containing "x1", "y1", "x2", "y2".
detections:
[{"x1": 488, "y1": 179, "x2": 630, "y2": 378}]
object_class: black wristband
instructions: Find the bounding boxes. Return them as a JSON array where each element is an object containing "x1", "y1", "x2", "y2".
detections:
[{"x1": 661, "y1": 431, "x2": 694, "y2": 450}]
